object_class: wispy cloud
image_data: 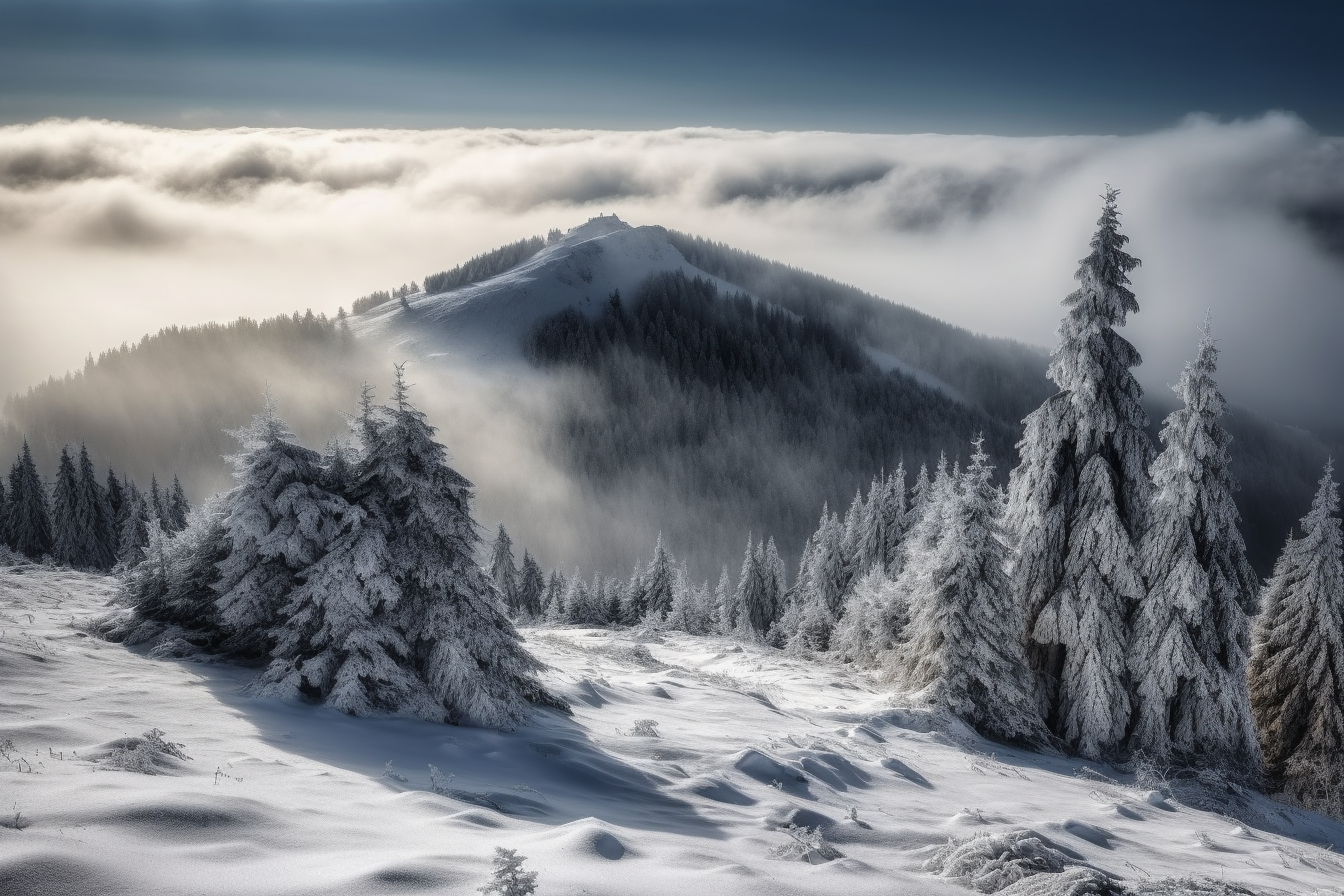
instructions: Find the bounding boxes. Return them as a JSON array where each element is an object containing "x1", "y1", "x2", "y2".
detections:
[{"x1": 1, "y1": 115, "x2": 1342, "y2": 430}]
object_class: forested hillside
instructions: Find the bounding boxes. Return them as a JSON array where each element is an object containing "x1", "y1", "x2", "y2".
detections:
[
  {"x1": 0, "y1": 311, "x2": 371, "y2": 498},
  {"x1": 527, "y1": 271, "x2": 1021, "y2": 576}
]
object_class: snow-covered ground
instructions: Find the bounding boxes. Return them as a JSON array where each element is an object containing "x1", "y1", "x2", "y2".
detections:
[{"x1": 3, "y1": 566, "x2": 1343, "y2": 896}]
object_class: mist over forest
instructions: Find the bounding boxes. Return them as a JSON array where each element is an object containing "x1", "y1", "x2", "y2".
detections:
[{"x1": 2, "y1": 224, "x2": 1337, "y2": 584}]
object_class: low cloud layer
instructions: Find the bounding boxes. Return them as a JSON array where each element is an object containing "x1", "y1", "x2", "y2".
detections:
[{"x1": 1, "y1": 115, "x2": 1342, "y2": 433}]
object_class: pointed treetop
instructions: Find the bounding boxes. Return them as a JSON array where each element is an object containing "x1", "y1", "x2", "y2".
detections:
[
  {"x1": 1309, "y1": 458, "x2": 1339, "y2": 523},
  {"x1": 1068, "y1": 185, "x2": 1141, "y2": 326},
  {"x1": 392, "y1": 362, "x2": 411, "y2": 414}
]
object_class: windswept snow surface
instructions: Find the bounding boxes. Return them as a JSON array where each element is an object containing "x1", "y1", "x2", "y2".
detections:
[
  {"x1": 351, "y1": 216, "x2": 743, "y2": 367},
  {"x1": 3, "y1": 566, "x2": 1344, "y2": 896}
]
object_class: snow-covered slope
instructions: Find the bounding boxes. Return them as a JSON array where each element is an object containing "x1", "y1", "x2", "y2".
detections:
[
  {"x1": 4, "y1": 567, "x2": 1343, "y2": 896},
  {"x1": 352, "y1": 216, "x2": 743, "y2": 367}
]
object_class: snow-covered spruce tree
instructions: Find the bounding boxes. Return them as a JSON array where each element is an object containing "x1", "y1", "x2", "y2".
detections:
[
  {"x1": 734, "y1": 534, "x2": 772, "y2": 639},
  {"x1": 167, "y1": 476, "x2": 190, "y2": 532},
  {"x1": 8, "y1": 441, "x2": 53, "y2": 560},
  {"x1": 1248, "y1": 462, "x2": 1344, "y2": 817},
  {"x1": 640, "y1": 535, "x2": 676, "y2": 624},
  {"x1": 117, "y1": 496, "x2": 229, "y2": 643},
  {"x1": 542, "y1": 570, "x2": 565, "y2": 623},
  {"x1": 712, "y1": 565, "x2": 736, "y2": 635},
  {"x1": 762, "y1": 536, "x2": 786, "y2": 629},
  {"x1": 909, "y1": 464, "x2": 932, "y2": 520},
  {"x1": 116, "y1": 482, "x2": 151, "y2": 568},
  {"x1": 792, "y1": 506, "x2": 847, "y2": 651},
  {"x1": 517, "y1": 552, "x2": 546, "y2": 619},
  {"x1": 831, "y1": 567, "x2": 907, "y2": 668},
  {"x1": 356, "y1": 367, "x2": 562, "y2": 726},
  {"x1": 896, "y1": 439, "x2": 1052, "y2": 749},
  {"x1": 489, "y1": 525, "x2": 520, "y2": 615},
  {"x1": 1005, "y1": 188, "x2": 1151, "y2": 761},
  {"x1": 1130, "y1": 318, "x2": 1259, "y2": 770},
  {"x1": 886, "y1": 453, "x2": 957, "y2": 678},
  {"x1": 212, "y1": 397, "x2": 341, "y2": 657},
  {"x1": 77, "y1": 445, "x2": 117, "y2": 570},
  {"x1": 106, "y1": 469, "x2": 125, "y2": 526},
  {"x1": 51, "y1": 446, "x2": 82, "y2": 567},
  {"x1": 839, "y1": 488, "x2": 868, "y2": 586}
]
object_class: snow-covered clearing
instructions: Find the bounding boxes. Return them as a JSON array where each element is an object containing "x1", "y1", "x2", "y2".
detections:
[{"x1": 2, "y1": 566, "x2": 1342, "y2": 896}]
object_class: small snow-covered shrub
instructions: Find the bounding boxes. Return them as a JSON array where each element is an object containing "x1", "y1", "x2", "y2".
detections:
[
  {"x1": 95, "y1": 728, "x2": 190, "y2": 775},
  {"x1": 996, "y1": 867, "x2": 1120, "y2": 896},
  {"x1": 768, "y1": 823, "x2": 841, "y2": 864},
  {"x1": 1, "y1": 803, "x2": 29, "y2": 830},
  {"x1": 1127, "y1": 879, "x2": 1270, "y2": 896},
  {"x1": 479, "y1": 847, "x2": 537, "y2": 896},
  {"x1": 924, "y1": 830, "x2": 1070, "y2": 892},
  {"x1": 625, "y1": 719, "x2": 660, "y2": 737}
]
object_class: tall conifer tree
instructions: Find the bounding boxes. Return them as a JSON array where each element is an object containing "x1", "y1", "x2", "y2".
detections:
[
  {"x1": 1005, "y1": 188, "x2": 1151, "y2": 760},
  {"x1": 1249, "y1": 463, "x2": 1344, "y2": 817},
  {"x1": 1131, "y1": 319, "x2": 1258, "y2": 768},
  {"x1": 8, "y1": 441, "x2": 53, "y2": 560}
]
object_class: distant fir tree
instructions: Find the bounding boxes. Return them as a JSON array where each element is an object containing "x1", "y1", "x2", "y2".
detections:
[
  {"x1": 167, "y1": 476, "x2": 190, "y2": 532},
  {"x1": 105, "y1": 469, "x2": 125, "y2": 521},
  {"x1": 118, "y1": 495, "x2": 229, "y2": 639},
  {"x1": 8, "y1": 441, "x2": 53, "y2": 560},
  {"x1": 1131, "y1": 319, "x2": 1259, "y2": 770},
  {"x1": 1249, "y1": 462, "x2": 1344, "y2": 818},
  {"x1": 1005, "y1": 188, "x2": 1151, "y2": 761},
  {"x1": 831, "y1": 567, "x2": 907, "y2": 669},
  {"x1": 895, "y1": 439, "x2": 1052, "y2": 749},
  {"x1": 638, "y1": 535, "x2": 676, "y2": 624},
  {"x1": 791, "y1": 506, "x2": 846, "y2": 651},
  {"x1": 734, "y1": 534, "x2": 772, "y2": 639},
  {"x1": 542, "y1": 570, "x2": 565, "y2": 623},
  {"x1": 116, "y1": 482, "x2": 151, "y2": 567},
  {"x1": 149, "y1": 475, "x2": 165, "y2": 529},
  {"x1": 517, "y1": 551, "x2": 546, "y2": 619},
  {"x1": 77, "y1": 445, "x2": 117, "y2": 570},
  {"x1": 712, "y1": 566, "x2": 735, "y2": 635},
  {"x1": 51, "y1": 446, "x2": 82, "y2": 567},
  {"x1": 489, "y1": 525, "x2": 520, "y2": 614}
]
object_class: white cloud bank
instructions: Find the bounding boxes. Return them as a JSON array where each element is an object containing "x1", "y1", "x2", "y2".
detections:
[{"x1": 1, "y1": 115, "x2": 1342, "y2": 429}]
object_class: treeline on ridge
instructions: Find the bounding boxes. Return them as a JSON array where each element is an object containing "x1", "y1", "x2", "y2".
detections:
[
  {"x1": 526, "y1": 270, "x2": 1020, "y2": 578},
  {"x1": 0, "y1": 311, "x2": 371, "y2": 500}
]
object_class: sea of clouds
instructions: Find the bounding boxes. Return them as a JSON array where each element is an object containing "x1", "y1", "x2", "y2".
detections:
[{"x1": 1, "y1": 114, "x2": 1341, "y2": 430}]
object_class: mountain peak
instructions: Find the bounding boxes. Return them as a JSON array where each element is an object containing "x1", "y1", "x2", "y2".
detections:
[{"x1": 563, "y1": 214, "x2": 632, "y2": 243}]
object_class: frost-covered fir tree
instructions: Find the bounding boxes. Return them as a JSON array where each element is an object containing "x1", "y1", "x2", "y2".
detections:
[
  {"x1": 1005, "y1": 188, "x2": 1151, "y2": 761},
  {"x1": 831, "y1": 567, "x2": 906, "y2": 669},
  {"x1": 51, "y1": 447, "x2": 82, "y2": 567},
  {"x1": 8, "y1": 441, "x2": 53, "y2": 559},
  {"x1": 711, "y1": 566, "x2": 736, "y2": 635},
  {"x1": 792, "y1": 506, "x2": 847, "y2": 651},
  {"x1": 1249, "y1": 462, "x2": 1344, "y2": 818},
  {"x1": 517, "y1": 552, "x2": 546, "y2": 619},
  {"x1": 909, "y1": 464, "x2": 932, "y2": 519},
  {"x1": 762, "y1": 536, "x2": 786, "y2": 627},
  {"x1": 212, "y1": 397, "x2": 339, "y2": 657},
  {"x1": 117, "y1": 482, "x2": 151, "y2": 568},
  {"x1": 734, "y1": 534, "x2": 772, "y2": 639},
  {"x1": 77, "y1": 445, "x2": 117, "y2": 570},
  {"x1": 489, "y1": 525, "x2": 520, "y2": 614},
  {"x1": 106, "y1": 468, "x2": 125, "y2": 525},
  {"x1": 542, "y1": 570, "x2": 565, "y2": 623},
  {"x1": 167, "y1": 476, "x2": 190, "y2": 532},
  {"x1": 1131, "y1": 319, "x2": 1259, "y2": 769},
  {"x1": 116, "y1": 495, "x2": 229, "y2": 642},
  {"x1": 896, "y1": 440, "x2": 1052, "y2": 749},
  {"x1": 639, "y1": 535, "x2": 676, "y2": 624},
  {"x1": 351, "y1": 367, "x2": 562, "y2": 727}
]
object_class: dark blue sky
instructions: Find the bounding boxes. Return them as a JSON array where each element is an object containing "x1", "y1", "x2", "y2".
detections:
[{"x1": 1, "y1": 0, "x2": 1341, "y2": 133}]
